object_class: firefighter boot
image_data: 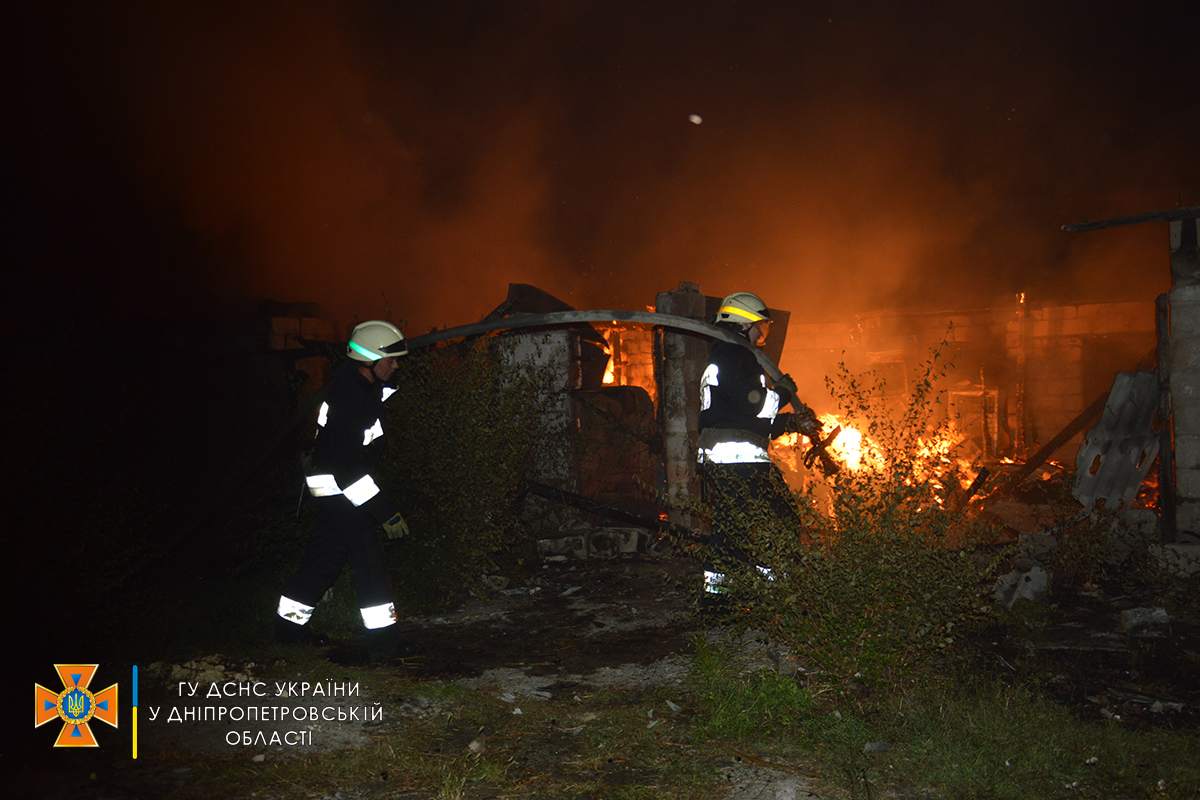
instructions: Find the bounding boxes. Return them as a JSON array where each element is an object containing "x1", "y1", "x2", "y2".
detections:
[
  {"x1": 274, "y1": 616, "x2": 330, "y2": 647},
  {"x1": 365, "y1": 626, "x2": 417, "y2": 661}
]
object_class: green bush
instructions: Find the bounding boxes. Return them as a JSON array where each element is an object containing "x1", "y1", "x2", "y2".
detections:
[
  {"x1": 377, "y1": 341, "x2": 551, "y2": 609},
  {"x1": 705, "y1": 347, "x2": 1000, "y2": 683}
]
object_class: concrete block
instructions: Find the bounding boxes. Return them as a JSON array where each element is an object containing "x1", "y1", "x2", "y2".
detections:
[
  {"x1": 1120, "y1": 607, "x2": 1172, "y2": 637},
  {"x1": 1169, "y1": 307, "x2": 1200, "y2": 338},
  {"x1": 1175, "y1": 500, "x2": 1200, "y2": 537},
  {"x1": 1073, "y1": 301, "x2": 1118, "y2": 319},
  {"x1": 1146, "y1": 544, "x2": 1200, "y2": 577},
  {"x1": 1038, "y1": 388, "x2": 1086, "y2": 405},
  {"x1": 994, "y1": 565, "x2": 1051, "y2": 609},
  {"x1": 1115, "y1": 508, "x2": 1160, "y2": 538},
  {"x1": 1176, "y1": 407, "x2": 1200, "y2": 438},
  {"x1": 1030, "y1": 400, "x2": 1083, "y2": 426},
  {"x1": 300, "y1": 317, "x2": 337, "y2": 340},
  {"x1": 951, "y1": 325, "x2": 990, "y2": 343},
  {"x1": 1170, "y1": 372, "x2": 1200, "y2": 409},
  {"x1": 820, "y1": 322, "x2": 848, "y2": 338},
  {"x1": 1042, "y1": 306, "x2": 1078, "y2": 320},
  {"x1": 1174, "y1": 435, "x2": 1200, "y2": 470},
  {"x1": 1171, "y1": 338, "x2": 1200, "y2": 374},
  {"x1": 1059, "y1": 318, "x2": 1094, "y2": 337},
  {"x1": 270, "y1": 316, "x2": 301, "y2": 334},
  {"x1": 537, "y1": 535, "x2": 589, "y2": 560},
  {"x1": 1051, "y1": 342, "x2": 1084, "y2": 360},
  {"x1": 1174, "y1": 467, "x2": 1200, "y2": 500},
  {"x1": 1172, "y1": 401, "x2": 1200, "y2": 435},
  {"x1": 1027, "y1": 361, "x2": 1078, "y2": 382},
  {"x1": 1032, "y1": 320, "x2": 1059, "y2": 339},
  {"x1": 1170, "y1": 284, "x2": 1200, "y2": 305},
  {"x1": 268, "y1": 333, "x2": 300, "y2": 350},
  {"x1": 1170, "y1": 313, "x2": 1200, "y2": 342},
  {"x1": 1073, "y1": 303, "x2": 1106, "y2": 320},
  {"x1": 589, "y1": 528, "x2": 652, "y2": 558},
  {"x1": 1030, "y1": 342, "x2": 1082, "y2": 363},
  {"x1": 1031, "y1": 378, "x2": 1081, "y2": 398}
]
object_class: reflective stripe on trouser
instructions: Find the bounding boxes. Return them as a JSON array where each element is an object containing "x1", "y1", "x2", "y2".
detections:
[
  {"x1": 342, "y1": 474, "x2": 380, "y2": 506},
  {"x1": 361, "y1": 602, "x2": 397, "y2": 630},
  {"x1": 703, "y1": 570, "x2": 727, "y2": 595},
  {"x1": 305, "y1": 472, "x2": 382, "y2": 506},
  {"x1": 279, "y1": 496, "x2": 395, "y2": 629},
  {"x1": 278, "y1": 595, "x2": 316, "y2": 624},
  {"x1": 306, "y1": 473, "x2": 341, "y2": 497}
]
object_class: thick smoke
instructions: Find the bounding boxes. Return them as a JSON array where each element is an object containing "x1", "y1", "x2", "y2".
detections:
[{"x1": 5, "y1": 0, "x2": 1198, "y2": 337}]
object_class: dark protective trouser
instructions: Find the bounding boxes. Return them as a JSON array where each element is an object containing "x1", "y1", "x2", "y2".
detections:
[
  {"x1": 700, "y1": 460, "x2": 801, "y2": 597},
  {"x1": 279, "y1": 495, "x2": 395, "y2": 629}
]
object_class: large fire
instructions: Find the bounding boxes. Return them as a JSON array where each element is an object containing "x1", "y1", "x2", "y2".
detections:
[{"x1": 774, "y1": 412, "x2": 981, "y2": 497}]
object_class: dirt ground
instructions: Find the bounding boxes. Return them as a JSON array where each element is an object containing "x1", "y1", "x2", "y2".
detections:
[
  {"x1": 377, "y1": 555, "x2": 700, "y2": 683},
  {"x1": 16, "y1": 552, "x2": 832, "y2": 800},
  {"x1": 15, "y1": 537, "x2": 1199, "y2": 800}
]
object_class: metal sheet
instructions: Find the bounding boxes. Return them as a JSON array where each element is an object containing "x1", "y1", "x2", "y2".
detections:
[{"x1": 1073, "y1": 370, "x2": 1160, "y2": 510}]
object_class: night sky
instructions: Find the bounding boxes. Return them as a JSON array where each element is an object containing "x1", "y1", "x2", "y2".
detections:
[{"x1": 6, "y1": 0, "x2": 1199, "y2": 338}]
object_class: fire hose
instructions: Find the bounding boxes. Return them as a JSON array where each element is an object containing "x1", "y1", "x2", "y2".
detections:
[{"x1": 404, "y1": 309, "x2": 786, "y2": 381}]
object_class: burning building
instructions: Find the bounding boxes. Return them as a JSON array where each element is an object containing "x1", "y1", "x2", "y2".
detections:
[
  {"x1": 266, "y1": 215, "x2": 1200, "y2": 546},
  {"x1": 481, "y1": 270, "x2": 1181, "y2": 545}
]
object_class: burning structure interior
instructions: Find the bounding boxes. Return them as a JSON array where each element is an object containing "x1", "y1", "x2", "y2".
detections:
[
  {"x1": 265, "y1": 213, "x2": 1200, "y2": 546},
  {"x1": 486, "y1": 282, "x2": 1163, "y2": 540}
]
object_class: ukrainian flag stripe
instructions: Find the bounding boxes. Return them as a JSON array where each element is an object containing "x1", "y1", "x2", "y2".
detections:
[{"x1": 132, "y1": 665, "x2": 138, "y2": 759}]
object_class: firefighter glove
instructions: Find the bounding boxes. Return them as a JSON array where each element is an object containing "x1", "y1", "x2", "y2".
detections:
[
  {"x1": 795, "y1": 404, "x2": 821, "y2": 437},
  {"x1": 773, "y1": 373, "x2": 798, "y2": 407},
  {"x1": 382, "y1": 512, "x2": 410, "y2": 540}
]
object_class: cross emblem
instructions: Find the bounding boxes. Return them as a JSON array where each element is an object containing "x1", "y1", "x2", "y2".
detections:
[{"x1": 35, "y1": 664, "x2": 118, "y2": 747}]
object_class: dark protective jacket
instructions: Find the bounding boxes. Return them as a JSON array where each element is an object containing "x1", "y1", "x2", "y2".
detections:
[
  {"x1": 698, "y1": 339, "x2": 795, "y2": 463},
  {"x1": 305, "y1": 360, "x2": 397, "y2": 522}
]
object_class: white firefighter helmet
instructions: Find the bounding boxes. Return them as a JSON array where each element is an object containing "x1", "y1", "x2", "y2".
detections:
[
  {"x1": 714, "y1": 292, "x2": 771, "y2": 325},
  {"x1": 347, "y1": 320, "x2": 408, "y2": 362}
]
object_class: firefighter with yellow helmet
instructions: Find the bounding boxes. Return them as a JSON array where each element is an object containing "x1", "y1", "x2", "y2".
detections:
[
  {"x1": 697, "y1": 292, "x2": 816, "y2": 613},
  {"x1": 275, "y1": 320, "x2": 414, "y2": 658}
]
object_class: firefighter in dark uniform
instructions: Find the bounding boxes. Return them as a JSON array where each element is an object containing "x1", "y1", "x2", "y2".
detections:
[
  {"x1": 697, "y1": 292, "x2": 818, "y2": 608},
  {"x1": 276, "y1": 320, "x2": 412, "y2": 657}
]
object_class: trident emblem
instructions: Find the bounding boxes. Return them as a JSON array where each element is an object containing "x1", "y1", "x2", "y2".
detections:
[{"x1": 35, "y1": 664, "x2": 118, "y2": 747}]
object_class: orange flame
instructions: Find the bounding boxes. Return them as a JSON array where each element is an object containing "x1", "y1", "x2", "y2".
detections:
[{"x1": 774, "y1": 413, "x2": 979, "y2": 495}]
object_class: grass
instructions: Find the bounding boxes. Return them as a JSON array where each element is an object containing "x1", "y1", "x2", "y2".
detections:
[
  {"x1": 687, "y1": 634, "x2": 1200, "y2": 799},
  {"x1": 29, "y1": 569, "x2": 1197, "y2": 800}
]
